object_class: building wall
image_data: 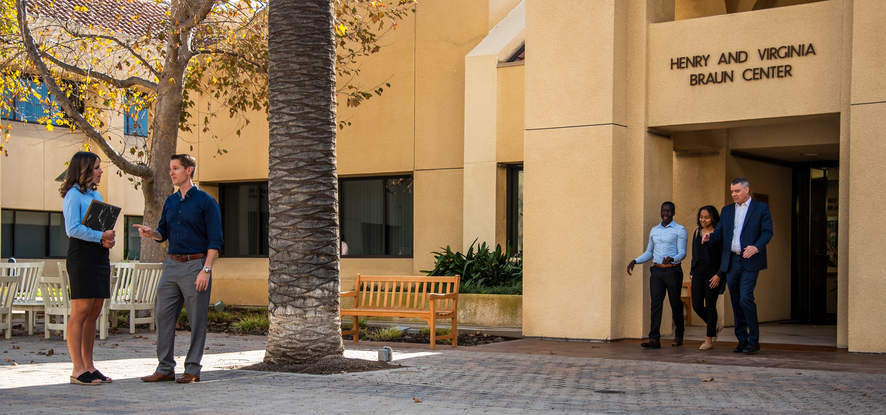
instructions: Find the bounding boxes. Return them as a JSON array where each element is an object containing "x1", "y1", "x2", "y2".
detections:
[
  {"x1": 648, "y1": 1, "x2": 842, "y2": 127},
  {"x1": 497, "y1": 65, "x2": 525, "y2": 163},
  {"x1": 847, "y1": 0, "x2": 886, "y2": 353}
]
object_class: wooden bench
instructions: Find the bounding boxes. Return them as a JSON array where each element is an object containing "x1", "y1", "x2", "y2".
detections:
[{"x1": 340, "y1": 274, "x2": 460, "y2": 350}]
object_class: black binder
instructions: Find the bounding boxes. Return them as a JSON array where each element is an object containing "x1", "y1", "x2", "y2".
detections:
[{"x1": 81, "y1": 200, "x2": 121, "y2": 231}]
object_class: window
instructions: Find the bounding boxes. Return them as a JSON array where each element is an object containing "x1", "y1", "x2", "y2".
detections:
[
  {"x1": 124, "y1": 215, "x2": 143, "y2": 260},
  {"x1": 506, "y1": 165, "x2": 523, "y2": 253},
  {"x1": 339, "y1": 176, "x2": 413, "y2": 257},
  {"x1": 1, "y1": 209, "x2": 68, "y2": 258},
  {"x1": 123, "y1": 93, "x2": 149, "y2": 137},
  {"x1": 0, "y1": 78, "x2": 83, "y2": 125},
  {"x1": 219, "y1": 182, "x2": 268, "y2": 257}
]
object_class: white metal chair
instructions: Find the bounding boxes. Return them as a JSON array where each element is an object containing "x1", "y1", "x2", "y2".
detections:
[
  {"x1": 107, "y1": 263, "x2": 163, "y2": 335},
  {"x1": 40, "y1": 272, "x2": 70, "y2": 340},
  {"x1": 98, "y1": 263, "x2": 134, "y2": 339},
  {"x1": 0, "y1": 276, "x2": 20, "y2": 339},
  {"x1": 2, "y1": 262, "x2": 45, "y2": 336}
]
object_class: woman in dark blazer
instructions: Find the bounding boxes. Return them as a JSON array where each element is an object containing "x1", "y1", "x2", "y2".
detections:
[{"x1": 691, "y1": 205, "x2": 724, "y2": 350}]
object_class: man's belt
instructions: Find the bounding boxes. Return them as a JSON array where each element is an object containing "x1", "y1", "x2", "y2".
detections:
[
  {"x1": 169, "y1": 253, "x2": 206, "y2": 262},
  {"x1": 652, "y1": 263, "x2": 680, "y2": 269}
]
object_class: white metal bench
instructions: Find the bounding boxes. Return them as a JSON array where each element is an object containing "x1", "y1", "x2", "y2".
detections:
[
  {"x1": 0, "y1": 276, "x2": 19, "y2": 339},
  {"x1": 106, "y1": 263, "x2": 163, "y2": 335},
  {"x1": 40, "y1": 270, "x2": 70, "y2": 340},
  {"x1": 2, "y1": 262, "x2": 45, "y2": 336}
]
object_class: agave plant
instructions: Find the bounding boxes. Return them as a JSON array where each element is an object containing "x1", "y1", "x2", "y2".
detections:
[{"x1": 423, "y1": 239, "x2": 522, "y2": 293}]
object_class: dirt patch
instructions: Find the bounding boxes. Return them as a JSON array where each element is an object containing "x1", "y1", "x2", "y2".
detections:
[{"x1": 240, "y1": 355, "x2": 400, "y2": 375}]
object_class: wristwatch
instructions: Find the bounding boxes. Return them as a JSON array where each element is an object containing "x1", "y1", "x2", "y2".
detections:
[{"x1": 202, "y1": 266, "x2": 212, "y2": 273}]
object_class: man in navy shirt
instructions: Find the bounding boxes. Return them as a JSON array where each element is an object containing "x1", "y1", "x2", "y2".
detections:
[
  {"x1": 627, "y1": 201, "x2": 688, "y2": 349},
  {"x1": 134, "y1": 154, "x2": 222, "y2": 384}
]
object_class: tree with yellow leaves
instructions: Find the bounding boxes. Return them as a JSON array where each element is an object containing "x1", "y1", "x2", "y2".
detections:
[{"x1": 0, "y1": 0, "x2": 414, "y2": 261}]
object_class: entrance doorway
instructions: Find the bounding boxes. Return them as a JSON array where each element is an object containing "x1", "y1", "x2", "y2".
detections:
[{"x1": 791, "y1": 165, "x2": 838, "y2": 324}]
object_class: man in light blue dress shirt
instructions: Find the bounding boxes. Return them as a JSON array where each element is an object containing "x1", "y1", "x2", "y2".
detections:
[{"x1": 627, "y1": 201, "x2": 688, "y2": 349}]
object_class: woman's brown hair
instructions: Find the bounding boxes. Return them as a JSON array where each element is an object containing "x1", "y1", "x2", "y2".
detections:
[{"x1": 59, "y1": 151, "x2": 100, "y2": 197}]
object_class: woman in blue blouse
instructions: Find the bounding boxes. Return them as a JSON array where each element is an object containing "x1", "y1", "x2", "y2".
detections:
[{"x1": 61, "y1": 152, "x2": 115, "y2": 385}]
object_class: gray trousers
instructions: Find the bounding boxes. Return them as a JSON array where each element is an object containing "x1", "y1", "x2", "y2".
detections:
[{"x1": 154, "y1": 258, "x2": 211, "y2": 376}]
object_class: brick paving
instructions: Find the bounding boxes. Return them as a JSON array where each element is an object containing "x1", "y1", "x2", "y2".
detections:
[{"x1": 2, "y1": 332, "x2": 886, "y2": 414}]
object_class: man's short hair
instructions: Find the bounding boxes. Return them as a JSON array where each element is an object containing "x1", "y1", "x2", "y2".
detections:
[
  {"x1": 731, "y1": 177, "x2": 750, "y2": 188},
  {"x1": 661, "y1": 201, "x2": 675, "y2": 211},
  {"x1": 171, "y1": 154, "x2": 197, "y2": 178}
]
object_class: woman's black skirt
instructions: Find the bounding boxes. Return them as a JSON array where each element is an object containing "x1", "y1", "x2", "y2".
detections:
[{"x1": 66, "y1": 237, "x2": 111, "y2": 299}]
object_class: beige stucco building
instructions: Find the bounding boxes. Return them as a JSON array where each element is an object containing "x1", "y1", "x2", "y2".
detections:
[{"x1": 2, "y1": 0, "x2": 885, "y2": 352}]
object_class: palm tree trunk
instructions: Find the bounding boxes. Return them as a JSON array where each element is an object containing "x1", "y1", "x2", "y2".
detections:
[{"x1": 264, "y1": 0, "x2": 343, "y2": 364}]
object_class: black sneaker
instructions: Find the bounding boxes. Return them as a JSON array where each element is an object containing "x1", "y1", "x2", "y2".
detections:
[
  {"x1": 742, "y1": 344, "x2": 760, "y2": 354},
  {"x1": 641, "y1": 339, "x2": 661, "y2": 349}
]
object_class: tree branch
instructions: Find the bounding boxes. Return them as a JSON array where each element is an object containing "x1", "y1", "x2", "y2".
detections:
[
  {"x1": 16, "y1": 0, "x2": 153, "y2": 178},
  {"x1": 175, "y1": 0, "x2": 218, "y2": 32},
  {"x1": 192, "y1": 49, "x2": 266, "y2": 70},
  {"x1": 41, "y1": 53, "x2": 158, "y2": 90},
  {"x1": 54, "y1": 24, "x2": 162, "y2": 79}
]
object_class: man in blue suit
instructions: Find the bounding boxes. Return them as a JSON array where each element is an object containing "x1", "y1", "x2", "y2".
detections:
[{"x1": 703, "y1": 178, "x2": 773, "y2": 354}]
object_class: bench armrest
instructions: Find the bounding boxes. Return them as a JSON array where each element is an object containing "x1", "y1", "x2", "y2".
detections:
[
  {"x1": 429, "y1": 293, "x2": 458, "y2": 300},
  {"x1": 340, "y1": 291, "x2": 357, "y2": 298}
]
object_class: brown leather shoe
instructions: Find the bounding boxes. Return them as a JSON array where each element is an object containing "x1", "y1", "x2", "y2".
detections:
[
  {"x1": 175, "y1": 373, "x2": 200, "y2": 384},
  {"x1": 140, "y1": 372, "x2": 175, "y2": 382}
]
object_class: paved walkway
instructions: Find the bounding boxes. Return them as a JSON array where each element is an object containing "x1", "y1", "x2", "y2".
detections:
[{"x1": 2, "y1": 332, "x2": 886, "y2": 414}]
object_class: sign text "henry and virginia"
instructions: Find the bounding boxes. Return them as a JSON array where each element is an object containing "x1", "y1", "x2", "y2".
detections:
[{"x1": 669, "y1": 43, "x2": 816, "y2": 86}]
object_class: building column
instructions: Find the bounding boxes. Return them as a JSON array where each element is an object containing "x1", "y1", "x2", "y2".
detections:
[
  {"x1": 836, "y1": 0, "x2": 852, "y2": 350},
  {"x1": 463, "y1": 53, "x2": 499, "y2": 251},
  {"x1": 847, "y1": 0, "x2": 886, "y2": 353},
  {"x1": 463, "y1": 3, "x2": 525, "y2": 252},
  {"x1": 615, "y1": 0, "x2": 676, "y2": 340},
  {"x1": 522, "y1": 0, "x2": 675, "y2": 340}
]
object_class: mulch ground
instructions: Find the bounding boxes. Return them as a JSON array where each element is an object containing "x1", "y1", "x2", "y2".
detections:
[
  {"x1": 344, "y1": 330, "x2": 516, "y2": 347},
  {"x1": 240, "y1": 355, "x2": 400, "y2": 375}
]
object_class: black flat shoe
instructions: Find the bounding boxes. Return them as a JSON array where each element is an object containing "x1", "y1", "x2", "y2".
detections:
[
  {"x1": 672, "y1": 338, "x2": 684, "y2": 347},
  {"x1": 70, "y1": 372, "x2": 101, "y2": 385},
  {"x1": 91, "y1": 370, "x2": 112, "y2": 383},
  {"x1": 641, "y1": 340, "x2": 661, "y2": 349},
  {"x1": 733, "y1": 344, "x2": 747, "y2": 353}
]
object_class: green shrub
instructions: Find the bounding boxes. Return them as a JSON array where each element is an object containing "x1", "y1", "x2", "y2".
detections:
[
  {"x1": 208, "y1": 311, "x2": 236, "y2": 324},
  {"x1": 231, "y1": 314, "x2": 269, "y2": 334},
  {"x1": 459, "y1": 285, "x2": 522, "y2": 295},
  {"x1": 423, "y1": 240, "x2": 522, "y2": 294},
  {"x1": 341, "y1": 317, "x2": 369, "y2": 330},
  {"x1": 367, "y1": 327, "x2": 403, "y2": 341}
]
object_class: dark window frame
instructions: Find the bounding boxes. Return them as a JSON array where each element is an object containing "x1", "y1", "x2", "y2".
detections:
[
  {"x1": 339, "y1": 175, "x2": 414, "y2": 259},
  {"x1": 1, "y1": 208, "x2": 68, "y2": 259},
  {"x1": 218, "y1": 181, "x2": 269, "y2": 258},
  {"x1": 506, "y1": 164, "x2": 523, "y2": 253},
  {"x1": 123, "y1": 215, "x2": 143, "y2": 260}
]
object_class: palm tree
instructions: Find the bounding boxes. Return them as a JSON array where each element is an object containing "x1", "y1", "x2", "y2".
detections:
[{"x1": 264, "y1": 0, "x2": 343, "y2": 364}]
